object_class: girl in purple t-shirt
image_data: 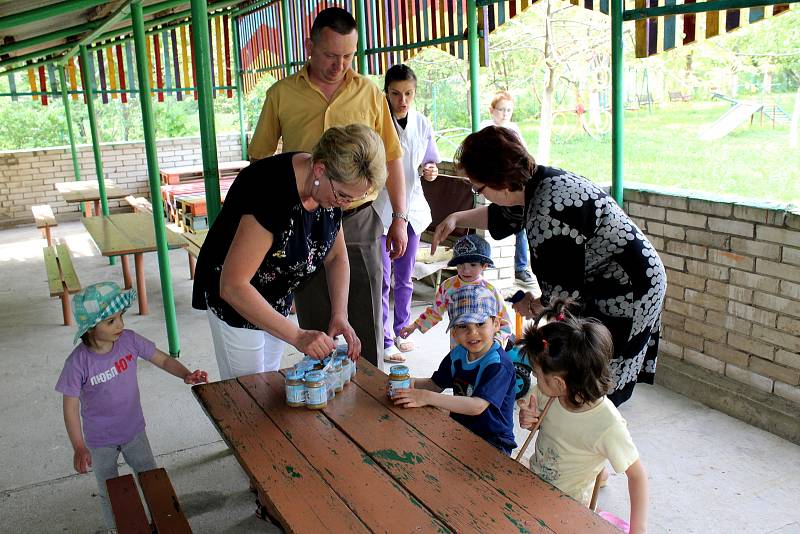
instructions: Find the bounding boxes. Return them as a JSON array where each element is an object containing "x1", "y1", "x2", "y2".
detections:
[{"x1": 55, "y1": 282, "x2": 207, "y2": 530}]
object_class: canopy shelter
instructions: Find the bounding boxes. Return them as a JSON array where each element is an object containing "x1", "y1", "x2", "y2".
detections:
[{"x1": 0, "y1": 0, "x2": 794, "y2": 357}]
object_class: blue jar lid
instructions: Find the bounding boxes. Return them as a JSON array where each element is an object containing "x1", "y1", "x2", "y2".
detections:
[
  {"x1": 304, "y1": 370, "x2": 325, "y2": 383},
  {"x1": 286, "y1": 369, "x2": 305, "y2": 381},
  {"x1": 295, "y1": 360, "x2": 315, "y2": 372},
  {"x1": 335, "y1": 343, "x2": 348, "y2": 355},
  {"x1": 389, "y1": 365, "x2": 410, "y2": 376}
]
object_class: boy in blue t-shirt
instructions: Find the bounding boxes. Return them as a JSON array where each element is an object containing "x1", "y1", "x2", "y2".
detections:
[{"x1": 390, "y1": 285, "x2": 517, "y2": 454}]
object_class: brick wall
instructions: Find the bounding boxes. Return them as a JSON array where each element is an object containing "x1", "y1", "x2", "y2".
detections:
[
  {"x1": 625, "y1": 188, "x2": 800, "y2": 406},
  {"x1": 0, "y1": 133, "x2": 244, "y2": 222}
]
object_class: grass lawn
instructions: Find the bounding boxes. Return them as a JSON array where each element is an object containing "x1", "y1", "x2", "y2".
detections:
[{"x1": 442, "y1": 94, "x2": 800, "y2": 206}]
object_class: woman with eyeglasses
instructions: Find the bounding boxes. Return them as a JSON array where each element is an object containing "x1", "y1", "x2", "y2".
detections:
[
  {"x1": 430, "y1": 126, "x2": 666, "y2": 406},
  {"x1": 372, "y1": 64, "x2": 441, "y2": 364},
  {"x1": 192, "y1": 124, "x2": 387, "y2": 379}
]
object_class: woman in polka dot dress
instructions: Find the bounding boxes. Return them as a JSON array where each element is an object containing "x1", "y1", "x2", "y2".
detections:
[{"x1": 431, "y1": 126, "x2": 666, "y2": 405}]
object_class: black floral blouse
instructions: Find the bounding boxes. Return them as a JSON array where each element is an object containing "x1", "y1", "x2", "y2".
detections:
[
  {"x1": 192, "y1": 152, "x2": 341, "y2": 329},
  {"x1": 488, "y1": 165, "x2": 667, "y2": 404}
]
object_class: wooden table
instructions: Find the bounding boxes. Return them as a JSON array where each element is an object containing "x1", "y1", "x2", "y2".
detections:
[
  {"x1": 193, "y1": 361, "x2": 618, "y2": 534},
  {"x1": 55, "y1": 180, "x2": 128, "y2": 217},
  {"x1": 82, "y1": 213, "x2": 187, "y2": 315},
  {"x1": 159, "y1": 160, "x2": 249, "y2": 185}
]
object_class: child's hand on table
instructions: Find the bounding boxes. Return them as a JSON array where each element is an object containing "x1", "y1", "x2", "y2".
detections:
[{"x1": 184, "y1": 369, "x2": 209, "y2": 385}]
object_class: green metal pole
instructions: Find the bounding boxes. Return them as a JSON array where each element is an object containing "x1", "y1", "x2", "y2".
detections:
[
  {"x1": 611, "y1": 0, "x2": 624, "y2": 205},
  {"x1": 57, "y1": 65, "x2": 85, "y2": 216},
  {"x1": 190, "y1": 0, "x2": 222, "y2": 225},
  {"x1": 467, "y1": 0, "x2": 480, "y2": 132},
  {"x1": 78, "y1": 46, "x2": 109, "y2": 217},
  {"x1": 131, "y1": 2, "x2": 181, "y2": 358},
  {"x1": 280, "y1": 0, "x2": 294, "y2": 77},
  {"x1": 231, "y1": 18, "x2": 248, "y2": 160},
  {"x1": 354, "y1": 0, "x2": 368, "y2": 75}
]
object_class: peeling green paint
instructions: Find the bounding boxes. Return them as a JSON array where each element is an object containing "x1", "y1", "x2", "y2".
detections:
[
  {"x1": 362, "y1": 454, "x2": 376, "y2": 466},
  {"x1": 330, "y1": 448, "x2": 338, "y2": 456},
  {"x1": 372, "y1": 449, "x2": 424, "y2": 464},
  {"x1": 285, "y1": 431, "x2": 292, "y2": 440},
  {"x1": 503, "y1": 512, "x2": 531, "y2": 534},
  {"x1": 425, "y1": 473, "x2": 439, "y2": 484},
  {"x1": 505, "y1": 503, "x2": 513, "y2": 511},
  {"x1": 379, "y1": 414, "x2": 390, "y2": 421},
  {"x1": 285, "y1": 466, "x2": 302, "y2": 479}
]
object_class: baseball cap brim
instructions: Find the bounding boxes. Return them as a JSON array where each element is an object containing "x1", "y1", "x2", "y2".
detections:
[{"x1": 446, "y1": 311, "x2": 494, "y2": 331}]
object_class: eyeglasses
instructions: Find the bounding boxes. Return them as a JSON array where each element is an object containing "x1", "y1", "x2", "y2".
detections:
[{"x1": 327, "y1": 174, "x2": 369, "y2": 204}]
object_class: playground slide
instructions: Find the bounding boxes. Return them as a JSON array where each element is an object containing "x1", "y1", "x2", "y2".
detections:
[{"x1": 699, "y1": 102, "x2": 763, "y2": 141}]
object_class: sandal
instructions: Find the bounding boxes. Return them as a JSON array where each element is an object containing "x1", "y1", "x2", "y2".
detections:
[
  {"x1": 394, "y1": 337, "x2": 414, "y2": 353},
  {"x1": 383, "y1": 345, "x2": 406, "y2": 363}
]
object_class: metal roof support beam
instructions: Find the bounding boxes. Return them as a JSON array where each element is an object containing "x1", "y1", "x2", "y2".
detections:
[
  {"x1": 131, "y1": 1, "x2": 181, "y2": 358},
  {"x1": 59, "y1": 1, "x2": 138, "y2": 66},
  {"x1": 191, "y1": 0, "x2": 222, "y2": 226},
  {"x1": 0, "y1": 0, "x2": 108, "y2": 31}
]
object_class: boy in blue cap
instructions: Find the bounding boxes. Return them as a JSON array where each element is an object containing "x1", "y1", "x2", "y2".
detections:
[
  {"x1": 391, "y1": 284, "x2": 517, "y2": 455},
  {"x1": 395, "y1": 234, "x2": 511, "y2": 360}
]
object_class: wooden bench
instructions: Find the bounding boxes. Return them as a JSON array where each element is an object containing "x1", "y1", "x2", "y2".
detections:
[
  {"x1": 43, "y1": 243, "x2": 81, "y2": 326},
  {"x1": 124, "y1": 195, "x2": 153, "y2": 214},
  {"x1": 106, "y1": 468, "x2": 192, "y2": 534},
  {"x1": 31, "y1": 204, "x2": 57, "y2": 245},
  {"x1": 669, "y1": 91, "x2": 690, "y2": 102}
]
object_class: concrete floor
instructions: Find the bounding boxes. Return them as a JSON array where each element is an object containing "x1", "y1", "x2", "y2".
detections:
[{"x1": 1, "y1": 220, "x2": 799, "y2": 534}]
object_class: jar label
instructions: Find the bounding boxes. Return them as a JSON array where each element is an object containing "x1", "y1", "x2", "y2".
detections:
[
  {"x1": 306, "y1": 385, "x2": 327, "y2": 406},
  {"x1": 389, "y1": 378, "x2": 412, "y2": 397},
  {"x1": 286, "y1": 384, "x2": 305, "y2": 405}
]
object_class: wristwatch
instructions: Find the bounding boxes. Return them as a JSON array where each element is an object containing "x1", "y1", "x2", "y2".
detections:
[{"x1": 391, "y1": 212, "x2": 409, "y2": 222}]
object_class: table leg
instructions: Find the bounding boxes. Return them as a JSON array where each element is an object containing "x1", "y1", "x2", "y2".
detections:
[
  {"x1": 93, "y1": 200, "x2": 100, "y2": 216},
  {"x1": 188, "y1": 252, "x2": 196, "y2": 280},
  {"x1": 120, "y1": 255, "x2": 133, "y2": 290},
  {"x1": 85, "y1": 202, "x2": 93, "y2": 217},
  {"x1": 135, "y1": 253, "x2": 148, "y2": 315}
]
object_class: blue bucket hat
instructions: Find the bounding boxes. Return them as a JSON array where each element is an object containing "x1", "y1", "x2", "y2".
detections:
[
  {"x1": 73, "y1": 281, "x2": 136, "y2": 344},
  {"x1": 447, "y1": 234, "x2": 494, "y2": 267},
  {"x1": 446, "y1": 285, "x2": 498, "y2": 331}
]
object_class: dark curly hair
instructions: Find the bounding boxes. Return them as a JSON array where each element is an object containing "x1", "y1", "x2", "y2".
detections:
[
  {"x1": 519, "y1": 298, "x2": 614, "y2": 407},
  {"x1": 455, "y1": 126, "x2": 536, "y2": 192}
]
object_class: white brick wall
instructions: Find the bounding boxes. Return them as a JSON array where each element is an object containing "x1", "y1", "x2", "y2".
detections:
[
  {"x1": 625, "y1": 189, "x2": 800, "y2": 406},
  {"x1": 0, "y1": 133, "x2": 245, "y2": 221}
]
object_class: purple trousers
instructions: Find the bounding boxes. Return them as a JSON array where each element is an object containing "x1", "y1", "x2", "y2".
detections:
[{"x1": 380, "y1": 223, "x2": 421, "y2": 349}]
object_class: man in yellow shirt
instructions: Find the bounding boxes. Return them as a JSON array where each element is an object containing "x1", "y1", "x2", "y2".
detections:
[{"x1": 248, "y1": 7, "x2": 407, "y2": 365}]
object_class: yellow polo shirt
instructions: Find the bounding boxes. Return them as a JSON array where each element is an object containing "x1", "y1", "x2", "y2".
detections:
[{"x1": 248, "y1": 65, "x2": 402, "y2": 209}]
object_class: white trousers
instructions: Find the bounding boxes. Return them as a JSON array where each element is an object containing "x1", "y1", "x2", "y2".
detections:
[{"x1": 206, "y1": 309, "x2": 285, "y2": 379}]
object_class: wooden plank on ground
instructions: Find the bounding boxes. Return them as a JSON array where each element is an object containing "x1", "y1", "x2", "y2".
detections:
[
  {"x1": 55, "y1": 244, "x2": 81, "y2": 293},
  {"x1": 138, "y1": 468, "x2": 192, "y2": 534},
  {"x1": 106, "y1": 474, "x2": 150, "y2": 534},
  {"x1": 318, "y1": 373, "x2": 552, "y2": 534},
  {"x1": 240, "y1": 372, "x2": 452, "y2": 533},
  {"x1": 192, "y1": 380, "x2": 369, "y2": 534},
  {"x1": 353, "y1": 362, "x2": 619, "y2": 534},
  {"x1": 43, "y1": 246, "x2": 62, "y2": 296}
]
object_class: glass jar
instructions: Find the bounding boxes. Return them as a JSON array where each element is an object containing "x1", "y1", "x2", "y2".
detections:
[
  {"x1": 388, "y1": 365, "x2": 411, "y2": 398},
  {"x1": 285, "y1": 369, "x2": 306, "y2": 407},
  {"x1": 331, "y1": 359, "x2": 343, "y2": 392},
  {"x1": 303, "y1": 371, "x2": 327, "y2": 409},
  {"x1": 337, "y1": 356, "x2": 351, "y2": 385}
]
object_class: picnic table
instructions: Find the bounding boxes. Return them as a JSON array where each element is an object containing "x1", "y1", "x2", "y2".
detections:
[
  {"x1": 159, "y1": 160, "x2": 249, "y2": 185},
  {"x1": 55, "y1": 179, "x2": 128, "y2": 217},
  {"x1": 161, "y1": 178, "x2": 235, "y2": 231},
  {"x1": 193, "y1": 361, "x2": 618, "y2": 534},
  {"x1": 82, "y1": 213, "x2": 187, "y2": 315}
]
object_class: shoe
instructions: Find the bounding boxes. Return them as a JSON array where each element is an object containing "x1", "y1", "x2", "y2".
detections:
[
  {"x1": 383, "y1": 345, "x2": 406, "y2": 363},
  {"x1": 515, "y1": 270, "x2": 535, "y2": 285},
  {"x1": 394, "y1": 337, "x2": 414, "y2": 353}
]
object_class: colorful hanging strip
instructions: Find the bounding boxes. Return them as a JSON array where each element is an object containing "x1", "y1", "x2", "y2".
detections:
[
  {"x1": 47, "y1": 64, "x2": 58, "y2": 93},
  {"x1": 68, "y1": 58, "x2": 79, "y2": 101},
  {"x1": 180, "y1": 25, "x2": 191, "y2": 96},
  {"x1": 96, "y1": 50, "x2": 108, "y2": 104},
  {"x1": 116, "y1": 44, "x2": 128, "y2": 103},
  {"x1": 224, "y1": 15, "x2": 233, "y2": 98},
  {"x1": 171, "y1": 28, "x2": 183, "y2": 101},
  {"x1": 8, "y1": 73, "x2": 17, "y2": 101},
  {"x1": 189, "y1": 25, "x2": 198, "y2": 100},
  {"x1": 153, "y1": 33, "x2": 164, "y2": 102},
  {"x1": 162, "y1": 31, "x2": 172, "y2": 97},
  {"x1": 38, "y1": 65, "x2": 48, "y2": 105},
  {"x1": 216, "y1": 15, "x2": 225, "y2": 95},
  {"x1": 145, "y1": 35, "x2": 154, "y2": 91},
  {"x1": 106, "y1": 46, "x2": 118, "y2": 100},
  {"x1": 27, "y1": 68, "x2": 37, "y2": 101}
]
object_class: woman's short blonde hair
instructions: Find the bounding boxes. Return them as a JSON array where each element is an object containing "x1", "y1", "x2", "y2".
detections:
[{"x1": 312, "y1": 124, "x2": 387, "y2": 193}]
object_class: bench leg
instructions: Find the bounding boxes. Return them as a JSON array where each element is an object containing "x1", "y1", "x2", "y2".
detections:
[
  {"x1": 188, "y1": 252, "x2": 196, "y2": 280},
  {"x1": 61, "y1": 285, "x2": 73, "y2": 326},
  {"x1": 135, "y1": 253, "x2": 148, "y2": 315},
  {"x1": 42, "y1": 227, "x2": 53, "y2": 246},
  {"x1": 120, "y1": 255, "x2": 133, "y2": 290}
]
